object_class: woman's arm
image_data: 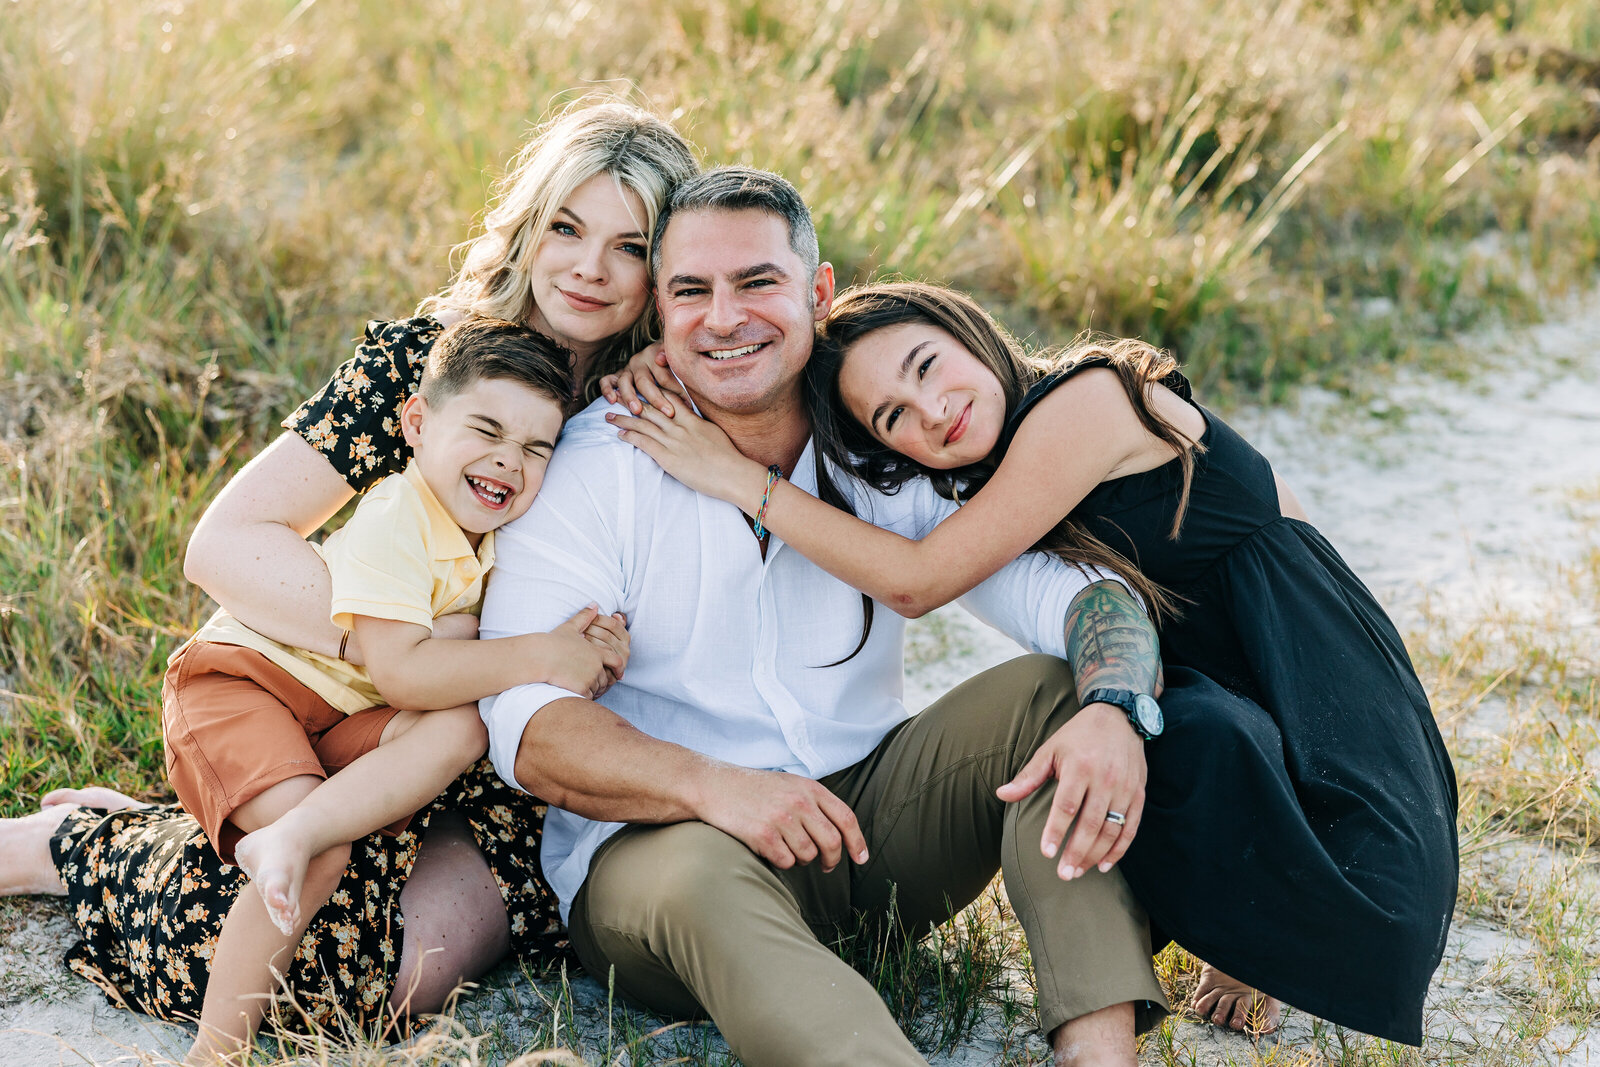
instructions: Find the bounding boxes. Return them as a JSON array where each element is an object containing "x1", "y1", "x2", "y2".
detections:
[
  {"x1": 612, "y1": 370, "x2": 1163, "y2": 617},
  {"x1": 184, "y1": 432, "x2": 355, "y2": 658}
]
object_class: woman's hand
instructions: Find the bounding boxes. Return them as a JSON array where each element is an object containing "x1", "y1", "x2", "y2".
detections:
[
  {"x1": 606, "y1": 404, "x2": 770, "y2": 510},
  {"x1": 600, "y1": 343, "x2": 686, "y2": 417},
  {"x1": 995, "y1": 702, "x2": 1147, "y2": 879}
]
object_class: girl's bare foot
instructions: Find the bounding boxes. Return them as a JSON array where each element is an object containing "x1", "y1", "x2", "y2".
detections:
[
  {"x1": 1192, "y1": 963, "x2": 1281, "y2": 1034},
  {"x1": 233, "y1": 818, "x2": 314, "y2": 936},
  {"x1": 0, "y1": 806, "x2": 75, "y2": 896},
  {"x1": 40, "y1": 786, "x2": 148, "y2": 811}
]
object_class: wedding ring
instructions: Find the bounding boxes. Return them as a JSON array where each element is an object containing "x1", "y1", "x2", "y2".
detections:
[{"x1": 1104, "y1": 810, "x2": 1127, "y2": 826}]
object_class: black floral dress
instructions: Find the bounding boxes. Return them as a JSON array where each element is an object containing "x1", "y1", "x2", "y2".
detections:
[{"x1": 48, "y1": 317, "x2": 566, "y2": 1038}]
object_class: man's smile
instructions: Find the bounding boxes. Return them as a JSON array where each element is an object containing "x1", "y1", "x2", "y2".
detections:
[{"x1": 702, "y1": 341, "x2": 771, "y2": 361}]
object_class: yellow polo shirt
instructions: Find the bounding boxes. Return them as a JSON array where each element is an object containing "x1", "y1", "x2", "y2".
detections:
[{"x1": 186, "y1": 461, "x2": 495, "y2": 714}]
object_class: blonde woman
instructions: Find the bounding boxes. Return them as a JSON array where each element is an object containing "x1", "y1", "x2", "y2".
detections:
[{"x1": 0, "y1": 97, "x2": 696, "y2": 1048}]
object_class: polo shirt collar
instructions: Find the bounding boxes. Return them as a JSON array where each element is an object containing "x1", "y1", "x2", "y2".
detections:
[{"x1": 402, "y1": 460, "x2": 495, "y2": 567}]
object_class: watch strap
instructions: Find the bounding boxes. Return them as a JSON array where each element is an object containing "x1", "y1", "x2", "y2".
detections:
[{"x1": 1081, "y1": 687, "x2": 1157, "y2": 740}]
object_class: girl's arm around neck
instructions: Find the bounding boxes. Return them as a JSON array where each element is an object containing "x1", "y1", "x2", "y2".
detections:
[
  {"x1": 763, "y1": 370, "x2": 1153, "y2": 616},
  {"x1": 610, "y1": 369, "x2": 1166, "y2": 616}
]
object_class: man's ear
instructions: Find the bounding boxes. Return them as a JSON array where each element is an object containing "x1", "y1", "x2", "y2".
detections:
[
  {"x1": 400, "y1": 393, "x2": 428, "y2": 449},
  {"x1": 812, "y1": 262, "x2": 836, "y2": 321}
]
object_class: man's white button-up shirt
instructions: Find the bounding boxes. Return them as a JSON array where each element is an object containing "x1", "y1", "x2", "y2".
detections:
[{"x1": 479, "y1": 400, "x2": 1126, "y2": 920}]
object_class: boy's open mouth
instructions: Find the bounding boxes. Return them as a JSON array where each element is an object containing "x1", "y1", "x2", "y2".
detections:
[{"x1": 467, "y1": 474, "x2": 512, "y2": 509}]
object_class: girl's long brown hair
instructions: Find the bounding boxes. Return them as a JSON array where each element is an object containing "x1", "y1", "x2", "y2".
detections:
[{"x1": 808, "y1": 281, "x2": 1203, "y2": 624}]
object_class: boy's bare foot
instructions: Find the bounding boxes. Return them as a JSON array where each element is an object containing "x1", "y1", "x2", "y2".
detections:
[
  {"x1": 0, "y1": 806, "x2": 76, "y2": 896},
  {"x1": 1193, "y1": 964, "x2": 1281, "y2": 1034},
  {"x1": 234, "y1": 819, "x2": 314, "y2": 936},
  {"x1": 41, "y1": 786, "x2": 148, "y2": 811}
]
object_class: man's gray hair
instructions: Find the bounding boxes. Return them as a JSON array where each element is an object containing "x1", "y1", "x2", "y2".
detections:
[{"x1": 650, "y1": 166, "x2": 820, "y2": 281}]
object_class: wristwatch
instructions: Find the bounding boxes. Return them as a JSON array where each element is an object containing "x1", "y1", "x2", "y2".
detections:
[{"x1": 1081, "y1": 688, "x2": 1164, "y2": 740}]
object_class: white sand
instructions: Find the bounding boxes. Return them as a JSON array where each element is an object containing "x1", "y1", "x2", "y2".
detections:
[{"x1": 4, "y1": 289, "x2": 1598, "y2": 1065}]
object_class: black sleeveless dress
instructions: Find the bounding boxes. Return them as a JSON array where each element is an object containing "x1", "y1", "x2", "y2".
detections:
[{"x1": 1004, "y1": 360, "x2": 1458, "y2": 1045}]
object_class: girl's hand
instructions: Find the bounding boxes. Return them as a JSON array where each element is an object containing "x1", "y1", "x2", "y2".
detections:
[
  {"x1": 600, "y1": 343, "x2": 686, "y2": 417},
  {"x1": 607, "y1": 404, "x2": 770, "y2": 509}
]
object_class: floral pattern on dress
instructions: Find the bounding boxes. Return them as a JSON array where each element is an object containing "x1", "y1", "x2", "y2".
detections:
[
  {"x1": 49, "y1": 760, "x2": 565, "y2": 1037},
  {"x1": 282, "y1": 316, "x2": 443, "y2": 493}
]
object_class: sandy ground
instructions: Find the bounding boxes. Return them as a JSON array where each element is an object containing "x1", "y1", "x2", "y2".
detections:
[{"x1": 3, "y1": 290, "x2": 1598, "y2": 1065}]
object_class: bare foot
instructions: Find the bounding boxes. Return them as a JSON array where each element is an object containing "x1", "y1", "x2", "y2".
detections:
[
  {"x1": 1192, "y1": 963, "x2": 1281, "y2": 1034},
  {"x1": 234, "y1": 819, "x2": 313, "y2": 936},
  {"x1": 0, "y1": 806, "x2": 75, "y2": 895},
  {"x1": 41, "y1": 786, "x2": 148, "y2": 811}
]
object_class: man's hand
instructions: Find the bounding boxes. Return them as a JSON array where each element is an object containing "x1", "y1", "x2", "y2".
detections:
[
  {"x1": 996, "y1": 702, "x2": 1146, "y2": 879},
  {"x1": 694, "y1": 764, "x2": 870, "y2": 874}
]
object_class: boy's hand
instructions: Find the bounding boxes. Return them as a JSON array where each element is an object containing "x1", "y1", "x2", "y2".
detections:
[
  {"x1": 581, "y1": 610, "x2": 630, "y2": 697},
  {"x1": 432, "y1": 612, "x2": 479, "y2": 641},
  {"x1": 536, "y1": 605, "x2": 629, "y2": 699}
]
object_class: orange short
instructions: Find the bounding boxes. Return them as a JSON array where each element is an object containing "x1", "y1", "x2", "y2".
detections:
[{"x1": 161, "y1": 641, "x2": 405, "y2": 863}]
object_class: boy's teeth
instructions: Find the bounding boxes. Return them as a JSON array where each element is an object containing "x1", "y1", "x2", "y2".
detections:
[
  {"x1": 707, "y1": 343, "x2": 762, "y2": 360},
  {"x1": 468, "y1": 476, "x2": 507, "y2": 501}
]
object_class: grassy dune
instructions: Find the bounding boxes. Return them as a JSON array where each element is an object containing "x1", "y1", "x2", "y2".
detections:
[{"x1": 3, "y1": 1, "x2": 1600, "y2": 1063}]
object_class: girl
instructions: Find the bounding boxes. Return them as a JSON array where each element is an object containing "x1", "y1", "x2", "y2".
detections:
[
  {"x1": 0, "y1": 96, "x2": 697, "y2": 1055},
  {"x1": 607, "y1": 280, "x2": 1459, "y2": 1046}
]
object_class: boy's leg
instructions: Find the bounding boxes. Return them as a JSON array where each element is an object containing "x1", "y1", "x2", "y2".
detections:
[
  {"x1": 187, "y1": 774, "x2": 342, "y2": 1065},
  {"x1": 236, "y1": 704, "x2": 487, "y2": 934}
]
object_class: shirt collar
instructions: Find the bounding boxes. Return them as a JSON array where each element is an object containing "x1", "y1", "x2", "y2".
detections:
[{"x1": 402, "y1": 460, "x2": 495, "y2": 568}]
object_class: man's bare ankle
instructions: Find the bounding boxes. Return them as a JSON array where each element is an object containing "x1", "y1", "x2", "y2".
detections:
[{"x1": 1050, "y1": 1001, "x2": 1137, "y2": 1067}]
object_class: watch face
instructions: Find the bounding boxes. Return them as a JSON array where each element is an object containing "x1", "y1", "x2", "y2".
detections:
[{"x1": 1133, "y1": 693, "x2": 1164, "y2": 735}]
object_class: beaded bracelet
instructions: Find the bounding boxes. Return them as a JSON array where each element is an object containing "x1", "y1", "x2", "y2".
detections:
[{"x1": 753, "y1": 465, "x2": 782, "y2": 539}]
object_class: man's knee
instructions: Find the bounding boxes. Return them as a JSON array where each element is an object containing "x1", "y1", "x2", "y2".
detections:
[
  {"x1": 585, "y1": 822, "x2": 778, "y2": 933},
  {"x1": 927, "y1": 653, "x2": 1079, "y2": 755}
]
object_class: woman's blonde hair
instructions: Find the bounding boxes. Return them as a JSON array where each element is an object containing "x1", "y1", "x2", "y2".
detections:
[
  {"x1": 810, "y1": 281, "x2": 1202, "y2": 623},
  {"x1": 419, "y1": 96, "x2": 698, "y2": 399}
]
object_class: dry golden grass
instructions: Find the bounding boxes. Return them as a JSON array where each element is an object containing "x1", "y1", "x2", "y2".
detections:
[{"x1": 5, "y1": 1, "x2": 1600, "y2": 1064}]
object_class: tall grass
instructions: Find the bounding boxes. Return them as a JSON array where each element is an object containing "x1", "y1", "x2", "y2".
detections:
[{"x1": 4, "y1": 1, "x2": 1600, "y2": 1063}]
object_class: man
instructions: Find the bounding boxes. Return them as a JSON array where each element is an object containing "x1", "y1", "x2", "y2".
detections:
[{"x1": 479, "y1": 168, "x2": 1167, "y2": 1067}]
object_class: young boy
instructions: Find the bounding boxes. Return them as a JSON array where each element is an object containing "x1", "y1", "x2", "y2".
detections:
[{"x1": 161, "y1": 318, "x2": 627, "y2": 1064}]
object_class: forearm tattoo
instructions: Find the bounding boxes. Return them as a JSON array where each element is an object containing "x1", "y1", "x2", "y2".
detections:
[{"x1": 1064, "y1": 580, "x2": 1161, "y2": 698}]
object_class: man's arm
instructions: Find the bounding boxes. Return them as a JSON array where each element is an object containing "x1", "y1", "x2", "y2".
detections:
[
  {"x1": 1063, "y1": 580, "x2": 1163, "y2": 699},
  {"x1": 995, "y1": 579, "x2": 1160, "y2": 881},
  {"x1": 514, "y1": 697, "x2": 869, "y2": 872},
  {"x1": 480, "y1": 424, "x2": 866, "y2": 872}
]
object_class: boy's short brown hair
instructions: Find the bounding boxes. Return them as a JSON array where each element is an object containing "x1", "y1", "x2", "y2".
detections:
[{"x1": 419, "y1": 318, "x2": 575, "y2": 408}]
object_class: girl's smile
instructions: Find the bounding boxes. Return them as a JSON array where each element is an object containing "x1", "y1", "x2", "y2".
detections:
[{"x1": 837, "y1": 322, "x2": 1006, "y2": 470}]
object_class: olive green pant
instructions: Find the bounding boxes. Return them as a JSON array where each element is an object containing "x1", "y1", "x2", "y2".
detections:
[{"x1": 567, "y1": 654, "x2": 1168, "y2": 1067}]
